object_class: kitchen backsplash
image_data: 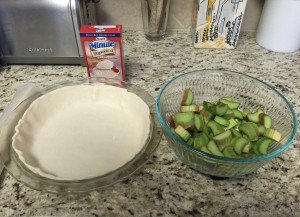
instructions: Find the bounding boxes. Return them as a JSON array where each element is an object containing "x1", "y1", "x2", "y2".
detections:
[{"x1": 95, "y1": 0, "x2": 264, "y2": 32}]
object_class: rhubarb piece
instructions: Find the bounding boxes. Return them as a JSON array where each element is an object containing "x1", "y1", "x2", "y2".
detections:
[
  {"x1": 207, "y1": 121, "x2": 225, "y2": 136},
  {"x1": 242, "y1": 107, "x2": 251, "y2": 117},
  {"x1": 242, "y1": 142, "x2": 252, "y2": 153},
  {"x1": 247, "y1": 122, "x2": 260, "y2": 138},
  {"x1": 223, "y1": 146, "x2": 239, "y2": 158},
  {"x1": 213, "y1": 130, "x2": 232, "y2": 147},
  {"x1": 202, "y1": 124, "x2": 212, "y2": 135},
  {"x1": 173, "y1": 112, "x2": 194, "y2": 129},
  {"x1": 207, "y1": 140, "x2": 224, "y2": 157},
  {"x1": 181, "y1": 88, "x2": 194, "y2": 106},
  {"x1": 259, "y1": 113, "x2": 272, "y2": 129},
  {"x1": 259, "y1": 138, "x2": 272, "y2": 155},
  {"x1": 223, "y1": 109, "x2": 235, "y2": 119},
  {"x1": 230, "y1": 128, "x2": 242, "y2": 137},
  {"x1": 215, "y1": 102, "x2": 229, "y2": 116},
  {"x1": 194, "y1": 132, "x2": 209, "y2": 149},
  {"x1": 220, "y1": 97, "x2": 233, "y2": 101},
  {"x1": 187, "y1": 137, "x2": 194, "y2": 146},
  {"x1": 257, "y1": 124, "x2": 266, "y2": 135},
  {"x1": 253, "y1": 138, "x2": 263, "y2": 155},
  {"x1": 200, "y1": 146, "x2": 211, "y2": 154},
  {"x1": 199, "y1": 132, "x2": 209, "y2": 146},
  {"x1": 246, "y1": 109, "x2": 264, "y2": 123},
  {"x1": 213, "y1": 130, "x2": 232, "y2": 151},
  {"x1": 180, "y1": 105, "x2": 199, "y2": 112},
  {"x1": 208, "y1": 132, "x2": 214, "y2": 139},
  {"x1": 194, "y1": 114, "x2": 204, "y2": 131},
  {"x1": 239, "y1": 122, "x2": 259, "y2": 141},
  {"x1": 198, "y1": 104, "x2": 203, "y2": 112},
  {"x1": 232, "y1": 109, "x2": 243, "y2": 120},
  {"x1": 264, "y1": 128, "x2": 282, "y2": 142},
  {"x1": 254, "y1": 137, "x2": 273, "y2": 155},
  {"x1": 224, "y1": 119, "x2": 238, "y2": 130},
  {"x1": 200, "y1": 109, "x2": 213, "y2": 124},
  {"x1": 203, "y1": 101, "x2": 216, "y2": 115},
  {"x1": 219, "y1": 99, "x2": 240, "y2": 109},
  {"x1": 232, "y1": 137, "x2": 248, "y2": 155},
  {"x1": 174, "y1": 125, "x2": 191, "y2": 141},
  {"x1": 257, "y1": 108, "x2": 265, "y2": 114},
  {"x1": 214, "y1": 116, "x2": 230, "y2": 127},
  {"x1": 173, "y1": 112, "x2": 194, "y2": 123},
  {"x1": 263, "y1": 115, "x2": 272, "y2": 129}
]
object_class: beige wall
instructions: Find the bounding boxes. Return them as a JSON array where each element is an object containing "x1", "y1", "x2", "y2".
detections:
[{"x1": 95, "y1": 0, "x2": 265, "y2": 32}]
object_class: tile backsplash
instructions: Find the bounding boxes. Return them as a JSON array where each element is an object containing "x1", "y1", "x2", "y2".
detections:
[{"x1": 95, "y1": 0, "x2": 264, "y2": 32}]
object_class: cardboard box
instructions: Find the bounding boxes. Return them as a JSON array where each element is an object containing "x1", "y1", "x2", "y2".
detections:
[
  {"x1": 192, "y1": 0, "x2": 248, "y2": 49},
  {"x1": 80, "y1": 25, "x2": 125, "y2": 80}
]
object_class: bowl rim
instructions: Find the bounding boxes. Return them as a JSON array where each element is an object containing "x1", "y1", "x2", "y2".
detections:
[{"x1": 156, "y1": 69, "x2": 298, "y2": 163}]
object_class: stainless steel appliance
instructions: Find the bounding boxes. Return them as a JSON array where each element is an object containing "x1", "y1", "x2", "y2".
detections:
[{"x1": 0, "y1": 0, "x2": 99, "y2": 65}]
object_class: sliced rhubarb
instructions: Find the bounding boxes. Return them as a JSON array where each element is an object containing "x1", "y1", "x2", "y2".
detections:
[
  {"x1": 194, "y1": 132, "x2": 209, "y2": 149},
  {"x1": 219, "y1": 99, "x2": 240, "y2": 109},
  {"x1": 220, "y1": 97, "x2": 233, "y2": 101},
  {"x1": 214, "y1": 116, "x2": 230, "y2": 127},
  {"x1": 239, "y1": 122, "x2": 259, "y2": 141},
  {"x1": 257, "y1": 124, "x2": 266, "y2": 135},
  {"x1": 224, "y1": 119, "x2": 238, "y2": 130},
  {"x1": 215, "y1": 102, "x2": 228, "y2": 116},
  {"x1": 258, "y1": 138, "x2": 272, "y2": 155},
  {"x1": 213, "y1": 130, "x2": 232, "y2": 146},
  {"x1": 207, "y1": 140, "x2": 224, "y2": 157},
  {"x1": 264, "y1": 128, "x2": 282, "y2": 142},
  {"x1": 246, "y1": 109, "x2": 264, "y2": 123},
  {"x1": 200, "y1": 109, "x2": 213, "y2": 124},
  {"x1": 180, "y1": 105, "x2": 199, "y2": 112},
  {"x1": 232, "y1": 109, "x2": 243, "y2": 120},
  {"x1": 181, "y1": 88, "x2": 194, "y2": 106},
  {"x1": 207, "y1": 121, "x2": 225, "y2": 136},
  {"x1": 174, "y1": 125, "x2": 191, "y2": 141},
  {"x1": 232, "y1": 137, "x2": 248, "y2": 155},
  {"x1": 167, "y1": 90, "x2": 283, "y2": 159},
  {"x1": 254, "y1": 137, "x2": 272, "y2": 155},
  {"x1": 259, "y1": 113, "x2": 272, "y2": 129},
  {"x1": 230, "y1": 128, "x2": 242, "y2": 137},
  {"x1": 242, "y1": 107, "x2": 251, "y2": 118},
  {"x1": 187, "y1": 137, "x2": 194, "y2": 146},
  {"x1": 194, "y1": 114, "x2": 204, "y2": 131},
  {"x1": 173, "y1": 112, "x2": 194, "y2": 129},
  {"x1": 223, "y1": 146, "x2": 239, "y2": 158},
  {"x1": 200, "y1": 146, "x2": 211, "y2": 154},
  {"x1": 223, "y1": 109, "x2": 235, "y2": 119}
]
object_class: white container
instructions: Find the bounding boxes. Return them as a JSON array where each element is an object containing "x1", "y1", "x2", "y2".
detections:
[{"x1": 256, "y1": 0, "x2": 300, "y2": 53}]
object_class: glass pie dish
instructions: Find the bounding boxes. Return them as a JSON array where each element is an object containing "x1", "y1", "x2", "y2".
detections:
[{"x1": 0, "y1": 77, "x2": 162, "y2": 194}]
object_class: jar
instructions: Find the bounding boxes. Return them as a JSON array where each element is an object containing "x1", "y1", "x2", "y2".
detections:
[{"x1": 141, "y1": 0, "x2": 170, "y2": 41}]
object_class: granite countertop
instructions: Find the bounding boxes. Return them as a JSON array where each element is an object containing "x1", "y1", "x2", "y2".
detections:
[{"x1": 0, "y1": 31, "x2": 299, "y2": 217}]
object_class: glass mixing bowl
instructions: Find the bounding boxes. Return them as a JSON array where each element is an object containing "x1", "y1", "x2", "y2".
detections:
[{"x1": 156, "y1": 69, "x2": 297, "y2": 177}]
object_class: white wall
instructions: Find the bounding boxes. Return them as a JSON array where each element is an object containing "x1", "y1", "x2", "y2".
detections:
[{"x1": 95, "y1": 0, "x2": 265, "y2": 32}]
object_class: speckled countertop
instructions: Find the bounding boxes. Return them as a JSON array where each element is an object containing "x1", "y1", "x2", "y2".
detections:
[{"x1": 0, "y1": 31, "x2": 299, "y2": 217}]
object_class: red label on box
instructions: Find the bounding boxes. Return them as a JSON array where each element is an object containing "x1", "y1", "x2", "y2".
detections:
[{"x1": 80, "y1": 25, "x2": 125, "y2": 80}]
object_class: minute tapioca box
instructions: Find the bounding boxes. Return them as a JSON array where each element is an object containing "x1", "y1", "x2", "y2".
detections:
[{"x1": 80, "y1": 25, "x2": 125, "y2": 80}]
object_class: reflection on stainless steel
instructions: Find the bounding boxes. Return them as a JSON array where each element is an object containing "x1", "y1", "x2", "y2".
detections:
[{"x1": 0, "y1": 0, "x2": 99, "y2": 65}]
